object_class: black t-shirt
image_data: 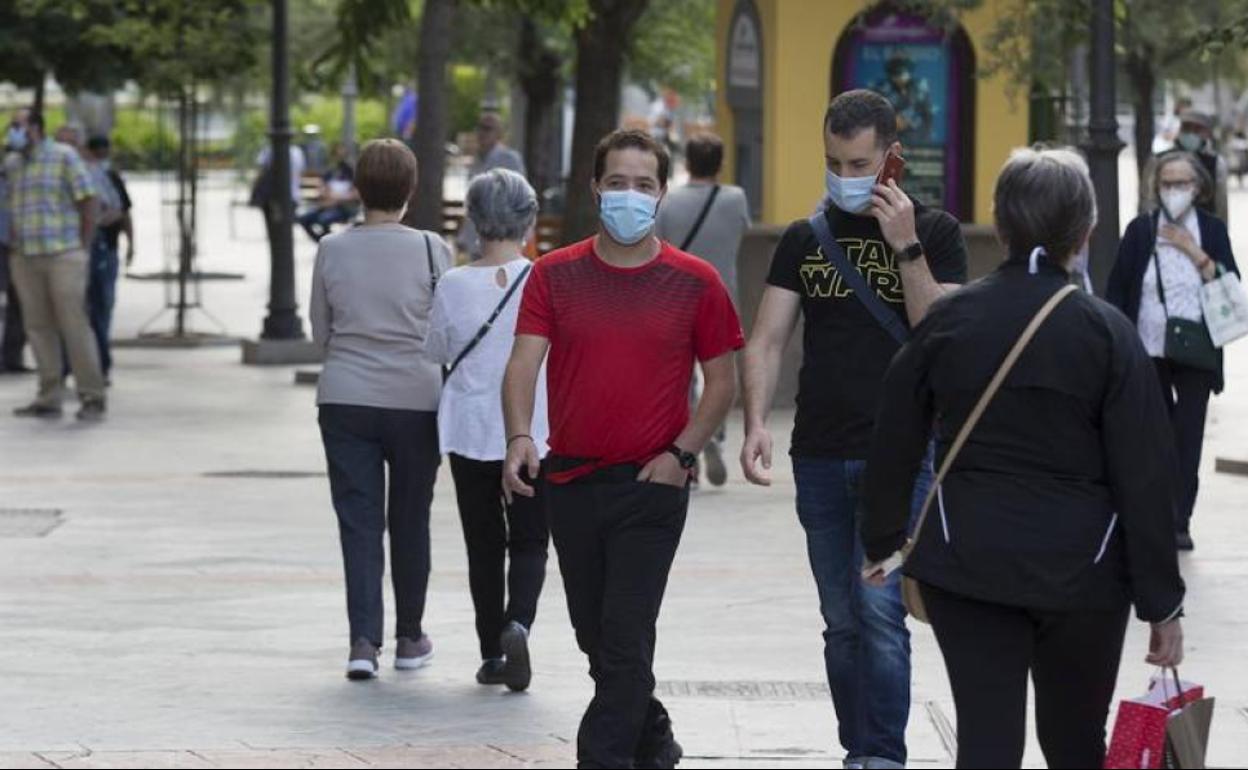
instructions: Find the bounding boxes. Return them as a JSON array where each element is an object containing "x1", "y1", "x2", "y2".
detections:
[{"x1": 766, "y1": 201, "x2": 968, "y2": 458}]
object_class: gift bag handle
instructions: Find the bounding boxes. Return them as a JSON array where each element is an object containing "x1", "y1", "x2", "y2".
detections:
[{"x1": 1158, "y1": 666, "x2": 1190, "y2": 708}]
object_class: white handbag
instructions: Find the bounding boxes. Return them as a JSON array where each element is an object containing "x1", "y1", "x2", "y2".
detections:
[{"x1": 1199, "y1": 266, "x2": 1248, "y2": 348}]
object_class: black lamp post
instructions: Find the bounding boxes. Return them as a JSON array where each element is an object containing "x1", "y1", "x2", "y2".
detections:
[
  {"x1": 261, "y1": 0, "x2": 304, "y2": 340},
  {"x1": 1082, "y1": 0, "x2": 1125, "y2": 296}
]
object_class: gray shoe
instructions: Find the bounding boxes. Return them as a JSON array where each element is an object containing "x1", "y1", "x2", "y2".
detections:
[
  {"x1": 76, "y1": 399, "x2": 106, "y2": 422},
  {"x1": 346, "y1": 638, "x2": 379, "y2": 680},
  {"x1": 14, "y1": 402, "x2": 62, "y2": 419},
  {"x1": 500, "y1": 621, "x2": 532, "y2": 692},
  {"x1": 395, "y1": 634, "x2": 433, "y2": 670},
  {"x1": 703, "y1": 441, "x2": 727, "y2": 487}
]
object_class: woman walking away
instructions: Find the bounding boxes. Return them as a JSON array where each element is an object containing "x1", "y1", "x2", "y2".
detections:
[
  {"x1": 861, "y1": 147, "x2": 1186, "y2": 769},
  {"x1": 1107, "y1": 150, "x2": 1239, "y2": 551},
  {"x1": 426, "y1": 168, "x2": 550, "y2": 691},
  {"x1": 310, "y1": 138, "x2": 451, "y2": 680}
]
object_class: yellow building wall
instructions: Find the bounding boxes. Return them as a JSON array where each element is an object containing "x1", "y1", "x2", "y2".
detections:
[{"x1": 716, "y1": 0, "x2": 1028, "y2": 227}]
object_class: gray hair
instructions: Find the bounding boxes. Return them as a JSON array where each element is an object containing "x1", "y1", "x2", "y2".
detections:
[
  {"x1": 993, "y1": 145, "x2": 1097, "y2": 264},
  {"x1": 466, "y1": 168, "x2": 538, "y2": 243},
  {"x1": 1146, "y1": 150, "x2": 1214, "y2": 212}
]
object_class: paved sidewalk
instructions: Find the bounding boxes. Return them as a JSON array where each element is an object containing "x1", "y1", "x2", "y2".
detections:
[{"x1": 0, "y1": 175, "x2": 1245, "y2": 768}]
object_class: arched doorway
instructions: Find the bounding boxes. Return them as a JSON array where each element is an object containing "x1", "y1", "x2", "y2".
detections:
[{"x1": 831, "y1": 5, "x2": 976, "y2": 221}]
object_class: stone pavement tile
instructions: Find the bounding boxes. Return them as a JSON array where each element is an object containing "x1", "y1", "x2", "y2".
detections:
[
  {"x1": 487, "y1": 743, "x2": 575, "y2": 765},
  {"x1": 0, "y1": 754, "x2": 57, "y2": 769},
  {"x1": 190, "y1": 748, "x2": 369, "y2": 768},
  {"x1": 38, "y1": 751, "x2": 215, "y2": 769},
  {"x1": 342, "y1": 744, "x2": 525, "y2": 768}
]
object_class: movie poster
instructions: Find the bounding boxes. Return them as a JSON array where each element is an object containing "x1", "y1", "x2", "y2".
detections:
[{"x1": 836, "y1": 12, "x2": 969, "y2": 218}]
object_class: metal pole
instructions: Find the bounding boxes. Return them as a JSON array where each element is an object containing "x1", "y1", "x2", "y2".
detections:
[
  {"x1": 1082, "y1": 0, "x2": 1124, "y2": 296},
  {"x1": 342, "y1": 63, "x2": 358, "y2": 164},
  {"x1": 261, "y1": 0, "x2": 303, "y2": 339}
]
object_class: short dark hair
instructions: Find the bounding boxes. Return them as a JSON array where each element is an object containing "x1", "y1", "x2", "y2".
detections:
[
  {"x1": 685, "y1": 132, "x2": 724, "y2": 178},
  {"x1": 354, "y1": 138, "x2": 417, "y2": 212},
  {"x1": 593, "y1": 129, "x2": 670, "y2": 186},
  {"x1": 824, "y1": 89, "x2": 898, "y2": 148},
  {"x1": 26, "y1": 109, "x2": 44, "y2": 132},
  {"x1": 87, "y1": 135, "x2": 111, "y2": 152}
]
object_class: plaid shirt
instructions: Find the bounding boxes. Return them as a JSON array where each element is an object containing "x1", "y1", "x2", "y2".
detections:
[{"x1": 7, "y1": 139, "x2": 95, "y2": 257}]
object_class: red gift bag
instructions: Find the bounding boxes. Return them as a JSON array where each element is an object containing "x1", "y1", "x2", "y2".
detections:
[{"x1": 1104, "y1": 675, "x2": 1204, "y2": 769}]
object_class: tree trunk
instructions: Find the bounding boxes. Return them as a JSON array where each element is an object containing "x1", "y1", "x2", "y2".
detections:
[
  {"x1": 1125, "y1": 47, "x2": 1156, "y2": 213},
  {"x1": 33, "y1": 75, "x2": 45, "y2": 115},
  {"x1": 404, "y1": 0, "x2": 456, "y2": 233},
  {"x1": 561, "y1": 0, "x2": 650, "y2": 245},
  {"x1": 517, "y1": 18, "x2": 562, "y2": 200}
]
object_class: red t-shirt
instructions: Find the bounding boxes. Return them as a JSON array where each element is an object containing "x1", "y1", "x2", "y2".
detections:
[{"x1": 516, "y1": 237, "x2": 745, "y2": 483}]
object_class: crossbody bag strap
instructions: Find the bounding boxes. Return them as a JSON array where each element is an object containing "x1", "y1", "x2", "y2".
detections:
[
  {"x1": 446, "y1": 263, "x2": 532, "y2": 378},
  {"x1": 808, "y1": 211, "x2": 910, "y2": 345},
  {"x1": 424, "y1": 232, "x2": 439, "y2": 294},
  {"x1": 903, "y1": 284, "x2": 1079, "y2": 558},
  {"x1": 1151, "y1": 212, "x2": 1170, "y2": 315},
  {"x1": 679, "y1": 184, "x2": 721, "y2": 251}
]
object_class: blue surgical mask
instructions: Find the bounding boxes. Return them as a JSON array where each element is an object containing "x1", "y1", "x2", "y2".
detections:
[
  {"x1": 6, "y1": 125, "x2": 28, "y2": 151},
  {"x1": 1176, "y1": 132, "x2": 1203, "y2": 152},
  {"x1": 825, "y1": 168, "x2": 877, "y2": 214},
  {"x1": 599, "y1": 189, "x2": 658, "y2": 245}
]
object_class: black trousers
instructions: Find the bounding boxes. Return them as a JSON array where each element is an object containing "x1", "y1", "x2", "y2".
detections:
[
  {"x1": 1153, "y1": 358, "x2": 1215, "y2": 533},
  {"x1": 448, "y1": 453, "x2": 550, "y2": 660},
  {"x1": 318, "y1": 404, "x2": 440, "y2": 647},
  {"x1": 546, "y1": 464, "x2": 688, "y2": 769},
  {"x1": 921, "y1": 583, "x2": 1130, "y2": 769},
  {"x1": 1, "y1": 244, "x2": 27, "y2": 370}
]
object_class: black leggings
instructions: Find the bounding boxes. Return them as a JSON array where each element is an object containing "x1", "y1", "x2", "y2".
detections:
[
  {"x1": 921, "y1": 583, "x2": 1130, "y2": 769},
  {"x1": 448, "y1": 454, "x2": 549, "y2": 660}
]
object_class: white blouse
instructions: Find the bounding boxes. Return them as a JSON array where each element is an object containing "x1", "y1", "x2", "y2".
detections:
[
  {"x1": 1138, "y1": 210, "x2": 1204, "y2": 359},
  {"x1": 426, "y1": 258, "x2": 550, "y2": 462}
]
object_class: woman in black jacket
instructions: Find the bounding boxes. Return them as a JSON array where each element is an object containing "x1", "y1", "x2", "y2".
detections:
[
  {"x1": 861, "y1": 147, "x2": 1186, "y2": 769},
  {"x1": 1107, "y1": 150, "x2": 1239, "y2": 551}
]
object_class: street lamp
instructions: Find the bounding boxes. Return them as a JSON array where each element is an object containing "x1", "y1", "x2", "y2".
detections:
[
  {"x1": 260, "y1": 0, "x2": 303, "y2": 340},
  {"x1": 1082, "y1": 0, "x2": 1124, "y2": 295}
]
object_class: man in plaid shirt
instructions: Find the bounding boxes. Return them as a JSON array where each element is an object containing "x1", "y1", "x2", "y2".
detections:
[{"x1": 5, "y1": 108, "x2": 106, "y2": 420}]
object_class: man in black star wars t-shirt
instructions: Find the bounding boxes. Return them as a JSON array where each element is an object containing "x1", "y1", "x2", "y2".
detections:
[{"x1": 739, "y1": 89, "x2": 967, "y2": 770}]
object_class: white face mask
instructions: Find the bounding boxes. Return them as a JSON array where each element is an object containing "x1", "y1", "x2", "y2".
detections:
[{"x1": 1160, "y1": 188, "x2": 1194, "y2": 221}]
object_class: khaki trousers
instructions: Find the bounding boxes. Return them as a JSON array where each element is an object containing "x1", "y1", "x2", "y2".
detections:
[{"x1": 9, "y1": 248, "x2": 106, "y2": 406}]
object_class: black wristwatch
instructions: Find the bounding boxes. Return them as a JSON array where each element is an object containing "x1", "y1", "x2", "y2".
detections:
[
  {"x1": 666, "y1": 444, "x2": 697, "y2": 470},
  {"x1": 896, "y1": 240, "x2": 925, "y2": 264}
]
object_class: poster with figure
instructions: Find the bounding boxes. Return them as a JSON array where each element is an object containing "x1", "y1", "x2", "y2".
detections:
[{"x1": 834, "y1": 10, "x2": 973, "y2": 220}]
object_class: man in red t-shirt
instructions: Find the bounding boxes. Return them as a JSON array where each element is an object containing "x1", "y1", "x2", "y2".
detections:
[{"x1": 503, "y1": 129, "x2": 743, "y2": 768}]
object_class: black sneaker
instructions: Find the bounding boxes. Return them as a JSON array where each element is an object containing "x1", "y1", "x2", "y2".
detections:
[
  {"x1": 635, "y1": 701, "x2": 681, "y2": 768},
  {"x1": 500, "y1": 621, "x2": 532, "y2": 692},
  {"x1": 476, "y1": 658, "x2": 507, "y2": 685},
  {"x1": 77, "y1": 399, "x2": 106, "y2": 422},
  {"x1": 636, "y1": 738, "x2": 683, "y2": 769},
  {"x1": 1176, "y1": 531, "x2": 1195, "y2": 551},
  {"x1": 14, "y1": 402, "x2": 62, "y2": 419}
]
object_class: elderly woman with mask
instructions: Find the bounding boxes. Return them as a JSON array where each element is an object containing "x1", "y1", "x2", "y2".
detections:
[{"x1": 1107, "y1": 150, "x2": 1240, "y2": 551}]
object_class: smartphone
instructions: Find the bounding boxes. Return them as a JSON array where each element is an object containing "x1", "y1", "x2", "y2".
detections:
[
  {"x1": 861, "y1": 550, "x2": 905, "y2": 582},
  {"x1": 877, "y1": 150, "x2": 907, "y2": 187}
]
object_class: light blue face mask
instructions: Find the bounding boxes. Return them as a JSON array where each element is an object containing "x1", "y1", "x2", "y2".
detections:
[
  {"x1": 825, "y1": 167, "x2": 878, "y2": 214},
  {"x1": 599, "y1": 189, "x2": 659, "y2": 245},
  {"x1": 6, "y1": 125, "x2": 28, "y2": 151}
]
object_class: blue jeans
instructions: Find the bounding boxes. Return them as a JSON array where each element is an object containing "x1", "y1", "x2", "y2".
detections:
[
  {"x1": 792, "y1": 451, "x2": 933, "y2": 768},
  {"x1": 86, "y1": 235, "x2": 119, "y2": 376}
]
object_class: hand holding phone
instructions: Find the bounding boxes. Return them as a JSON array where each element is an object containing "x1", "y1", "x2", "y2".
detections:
[{"x1": 877, "y1": 150, "x2": 907, "y2": 187}]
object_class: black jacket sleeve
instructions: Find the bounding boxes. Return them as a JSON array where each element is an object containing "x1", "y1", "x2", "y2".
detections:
[
  {"x1": 1100, "y1": 313, "x2": 1186, "y2": 622},
  {"x1": 1106, "y1": 217, "x2": 1140, "y2": 312},
  {"x1": 862, "y1": 320, "x2": 939, "y2": 563}
]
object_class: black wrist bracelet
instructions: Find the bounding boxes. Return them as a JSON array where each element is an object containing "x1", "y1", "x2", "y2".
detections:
[{"x1": 507, "y1": 434, "x2": 533, "y2": 447}]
